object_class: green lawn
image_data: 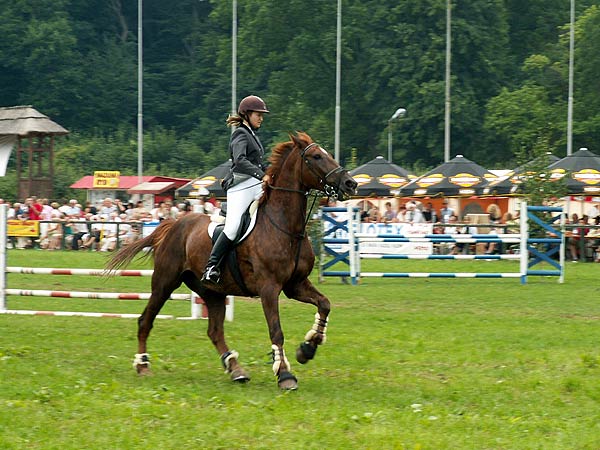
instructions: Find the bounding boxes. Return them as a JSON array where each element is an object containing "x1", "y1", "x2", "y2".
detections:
[{"x1": 1, "y1": 250, "x2": 599, "y2": 449}]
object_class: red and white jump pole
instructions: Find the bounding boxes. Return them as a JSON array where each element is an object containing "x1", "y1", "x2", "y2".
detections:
[{"x1": 0, "y1": 205, "x2": 234, "y2": 320}]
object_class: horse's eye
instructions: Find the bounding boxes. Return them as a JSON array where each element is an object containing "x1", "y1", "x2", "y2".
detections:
[{"x1": 313, "y1": 154, "x2": 322, "y2": 160}]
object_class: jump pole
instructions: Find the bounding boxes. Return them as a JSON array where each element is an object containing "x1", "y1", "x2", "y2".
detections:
[
  {"x1": 0, "y1": 205, "x2": 7, "y2": 313},
  {"x1": 0, "y1": 204, "x2": 235, "y2": 320}
]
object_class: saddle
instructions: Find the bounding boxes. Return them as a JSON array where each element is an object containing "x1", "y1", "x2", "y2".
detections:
[
  {"x1": 207, "y1": 199, "x2": 259, "y2": 244},
  {"x1": 206, "y1": 200, "x2": 260, "y2": 296}
]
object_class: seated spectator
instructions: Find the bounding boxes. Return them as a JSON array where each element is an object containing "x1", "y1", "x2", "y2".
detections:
[
  {"x1": 443, "y1": 214, "x2": 460, "y2": 254},
  {"x1": 367, "y1": 206, "x2": 381, "y2": 223},
  {"x1": 394, "y1": 204, "x2": 407, "y2": 223},
  {"x1": 405, "y1": 201, "x2": 424, "y2": 223},
  {"x1": 81, "y1": 215, "x2": 102, "y2": 250},
  {"x1": 99, "y1": 213, "x2": 120, "y2": 252},
  {"x1": 382, "y1": 202, "x2": 396, "y2": 223}
]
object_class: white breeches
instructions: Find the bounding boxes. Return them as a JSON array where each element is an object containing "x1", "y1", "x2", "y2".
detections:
[{"x1": 223, "y1": 177, "x2": 263, "y2": 240}]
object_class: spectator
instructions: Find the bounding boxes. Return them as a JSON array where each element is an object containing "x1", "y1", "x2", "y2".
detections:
[
  {"x1": 114, "y1": 198, "x2": 127, "y2": 215},
  {"x1": 568, "y1": 217, "x2": 588, "y2": 262},
  {"x1": 422, "y1": 202, "x2": 438, "y2": 223},
  {"x1": 440, "y1": 199, "x2": 455, "y2": 223},
  {"x1": 367, "y1": 205, "x2": 380, "y2": 223},
  {"x1": 28, "y1": 197, "x2": 43, "y2": 220},
  {"x1": 81, "y1": 215, "x2": 102, "y2": 250},
  {"x1": 85, "y1": 201, "x2": 97, "y2": 215},
  {"x1": 487, "y1": 203, "x2": 502, "y2": 223},
  {"x1": 443, "y1": 214, "x2": 460, "y2": 254},
  {"x1": 99, "y1": 213, "x2": 119, "y2": 251},
  {"x1": 69, "y1": 214, "x2": 92, "y2": 250},
  {"x1": 382, "y1": 201, "x2": 395, "y2": 223},
  {"x1": 394, "y1": 204, "x2": 407, "y2": 223},
  {"x1": 150, "y1": 201, "x2": 173, "y2": 221},
  {"x1": 65, "y1": 199, "x2": 82, "y2": 217},
  {"x1": 99, "y1": 198, "x2": 117, "y2": 219},
  {"x1": 405, "y1": 201, "x2": 424, "y2": 223}
]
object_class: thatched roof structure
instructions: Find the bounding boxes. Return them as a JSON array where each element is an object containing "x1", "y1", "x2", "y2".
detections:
[{"x1": 0, "y1": 105, "x2": 68, "y2": 136}]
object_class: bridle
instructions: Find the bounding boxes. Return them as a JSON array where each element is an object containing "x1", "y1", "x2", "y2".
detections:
[
  {"x1": 263, "y1": 141, "x2": 349, "y2": 274},
  {"x1": 300, "y1": 143, "x2": 347, "y2": 199},
  {"x1": 268, "y1": 142, "x2": 347, "y2": 199}
]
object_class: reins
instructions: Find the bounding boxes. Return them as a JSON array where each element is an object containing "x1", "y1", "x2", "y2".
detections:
[{"x1": 263, "y1": 141, "x2": 344, "y2": 273}]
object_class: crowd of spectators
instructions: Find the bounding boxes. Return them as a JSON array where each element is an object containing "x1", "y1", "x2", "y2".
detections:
[{"x1": 3, "y1": 196, "x2": 223, "y2": 251}]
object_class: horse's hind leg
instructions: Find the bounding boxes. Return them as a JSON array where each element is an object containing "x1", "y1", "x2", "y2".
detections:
[
  {"x1": 133, "y1": 276, "x2": 181, "y2": 375},
  {"x1": 202, "y1": 289, "x2": 250, "y2": 383},
  {"x1": 283, "y1": 278, "x2": 330, "y2": 365}
]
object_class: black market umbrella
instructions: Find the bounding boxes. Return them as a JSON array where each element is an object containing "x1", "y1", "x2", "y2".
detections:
[
  {"x1": 546, "y1": 147, "x2": 600, "y2": 195},
  {"x1": 483, "y1": 152, "x2": 560, "y2": 196},
  {"x1": 176, "y1": 160, "x2": 232, "y2": 199},
  {"x1": 349, "y1": 156, "x2": 414, "y2": 197},
  {"x1": 398, "y1": 154, "x2": 498, "y2": 197}
]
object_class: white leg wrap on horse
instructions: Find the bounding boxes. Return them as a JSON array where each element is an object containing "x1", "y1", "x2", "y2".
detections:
[
  {"x1": 133, "y1": 353, "x2": 150, "y2": 368},
  {"x1": 222, "y1": 350, "x2": 239, "y2": 373},
  {"x1": 304, "y1": 312, "x2": 328, "y2": 344},
  {"x1": 271, "y1": 344, "x2": 291, "y2": 375}
]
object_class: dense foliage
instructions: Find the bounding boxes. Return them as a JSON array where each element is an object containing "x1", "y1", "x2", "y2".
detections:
[{"x1": 1, "y1": 0, "x2": 600, "y2": 199}]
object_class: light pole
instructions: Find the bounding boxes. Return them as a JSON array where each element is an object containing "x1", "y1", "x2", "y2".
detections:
[{"x1": 387, "y1": 108, "x2": 406, "y2": 163}]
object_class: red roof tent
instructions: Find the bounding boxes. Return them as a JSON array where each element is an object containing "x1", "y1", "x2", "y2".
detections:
[{"x1": 70, "y1": 175, "x2": 190, "y2": 190}]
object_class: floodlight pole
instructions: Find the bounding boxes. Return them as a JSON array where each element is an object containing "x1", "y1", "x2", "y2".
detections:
[
  {"x1": 334, "y1": 0, "x2": 342, "y2": 162},
  {"x1": 387, "y1": 108, "x2": 406, "y2": 163},
  {"x1": 232, "y1": 0, "x2": 237, "y2": 118},
  {"x1": 567, "y1": 0, "x2": 575, "y2": 156},
  {"x1": 444, "y1": 0, "x2": 451, "y2": 163},
  {"x1": 137, "y1": 0, "x2": 143, "y2": 183}
]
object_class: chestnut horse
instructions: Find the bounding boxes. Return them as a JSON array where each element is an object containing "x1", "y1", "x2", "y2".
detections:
[{"x1": 106, "y1": 132, "x2": 357, "y2": 390}]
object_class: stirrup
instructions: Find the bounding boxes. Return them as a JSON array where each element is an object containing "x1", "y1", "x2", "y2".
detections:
[{"x1": 202, "y1": 265, "x2": 221, "y2": 283}]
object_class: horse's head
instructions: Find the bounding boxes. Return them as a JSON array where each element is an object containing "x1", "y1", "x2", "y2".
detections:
[{"x1": 290, "y1": 132, "x2": 357, "y2": 200}]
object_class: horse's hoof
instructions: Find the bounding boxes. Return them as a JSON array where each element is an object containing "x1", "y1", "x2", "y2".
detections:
[
  {"x1": 230, "y1": 368, "x2": 251, "y2": 383},
  {"x1": 136, "y1": 365, "x2": 152, "y2": 376},
  {"x1": 296, "y1": 341, "x2": 317, "y2": 364},
  {"x1": 277, "y1": 371, "x2": 298, "y2": 390}
]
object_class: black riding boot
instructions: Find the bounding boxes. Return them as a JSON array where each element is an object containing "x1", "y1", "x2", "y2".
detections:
[{"x1": 201, "y1": 233, "x2": 234, "y2": 283}]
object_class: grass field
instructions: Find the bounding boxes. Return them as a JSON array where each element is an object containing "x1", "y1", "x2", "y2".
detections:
[{"x1": 1, "y1": 250, "x2": 599, "y2": 449}]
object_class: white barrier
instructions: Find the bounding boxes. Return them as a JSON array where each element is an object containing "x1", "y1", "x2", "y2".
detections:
[
  {"x1": 0, "y1": 205, "x2": 234, "y2": 320},
  {"x1": 320, "y1": 203, "x2": 564, "y2": 284}
]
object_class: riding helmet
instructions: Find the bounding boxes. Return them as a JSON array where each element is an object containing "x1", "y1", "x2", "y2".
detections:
[{"x1": 238, "y1": 95, "x2": 270, "y2": 115}]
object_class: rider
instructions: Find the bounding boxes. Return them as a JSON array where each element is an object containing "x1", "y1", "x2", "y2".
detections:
[{"x1": 201, "y1": 95, "x2": 271, "y2": 283}]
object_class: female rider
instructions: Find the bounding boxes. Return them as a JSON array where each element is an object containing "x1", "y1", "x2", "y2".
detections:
[{"x1": 202, "y1": 95, "x2": 270, "y2": 283}]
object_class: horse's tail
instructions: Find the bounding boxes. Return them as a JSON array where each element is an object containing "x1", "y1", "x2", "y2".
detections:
[{"x1": 105, "y1": 219, "x2": 176, "y2": 273}]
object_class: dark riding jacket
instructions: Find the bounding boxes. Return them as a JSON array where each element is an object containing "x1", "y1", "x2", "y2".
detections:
[{"x1": 227, "y1": 124, "x2": 266, "y2": 187}]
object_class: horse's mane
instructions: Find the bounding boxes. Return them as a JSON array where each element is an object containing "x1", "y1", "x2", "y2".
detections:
[{"x1": 261, "y1": 131, "x2": 313, "y2": 204}]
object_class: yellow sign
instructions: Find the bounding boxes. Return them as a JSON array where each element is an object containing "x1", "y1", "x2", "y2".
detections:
[
  {"x1": 8, "y1": 220, "x2": 39, "y2": 237},
  {"x1": 93, "y1": 171, "x2": 120, "y2": 188}
]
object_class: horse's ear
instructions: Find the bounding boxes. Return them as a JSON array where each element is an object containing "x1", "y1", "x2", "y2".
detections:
[
  {"x1": 288, "y1": 131, "x2": 310, "y2": 148},
  {"x1": 289, "y1": 131, "x2": 304, "y2": 149}
]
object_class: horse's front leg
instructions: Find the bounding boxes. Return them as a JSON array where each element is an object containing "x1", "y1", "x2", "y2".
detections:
[
  {"x1": 260, "y1": 286, "x2": 298, "y2": 390},
  {"x1": 283, "y1": 278, "x2": 330, "y2": 365}
]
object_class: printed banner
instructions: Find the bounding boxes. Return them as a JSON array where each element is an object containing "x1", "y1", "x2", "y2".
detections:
[
  {"x1": 8, "y1": 220, "x2": 40, "y2": 237},
  {"x1": 93, "y1": 171, "x2": 120, "y2": 188}
]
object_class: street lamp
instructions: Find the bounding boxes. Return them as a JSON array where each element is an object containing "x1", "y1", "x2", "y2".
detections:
[{"x1": 387, "y1": 108, "x2": 406, "y2": 163}]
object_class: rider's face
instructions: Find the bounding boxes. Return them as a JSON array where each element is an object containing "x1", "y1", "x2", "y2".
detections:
[{"x1": 247, "y1": 111, "x2": 264, "y2": 129}]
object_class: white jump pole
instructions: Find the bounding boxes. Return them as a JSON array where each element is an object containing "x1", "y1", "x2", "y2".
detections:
[
  {"x1": 519, "y1": 201, "x2": 528, "y2": 284},
  {"x1": 188, "y1": 292, "x2": 234, "y2": 322},
  {"x1": 0, "y1": 204, "x2": 7, "y2": 312}
]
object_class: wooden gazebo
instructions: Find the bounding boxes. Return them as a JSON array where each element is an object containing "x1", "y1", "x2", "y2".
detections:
[{"x1": 0, "y1": 105, "x2": 69, "y2": 199}]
